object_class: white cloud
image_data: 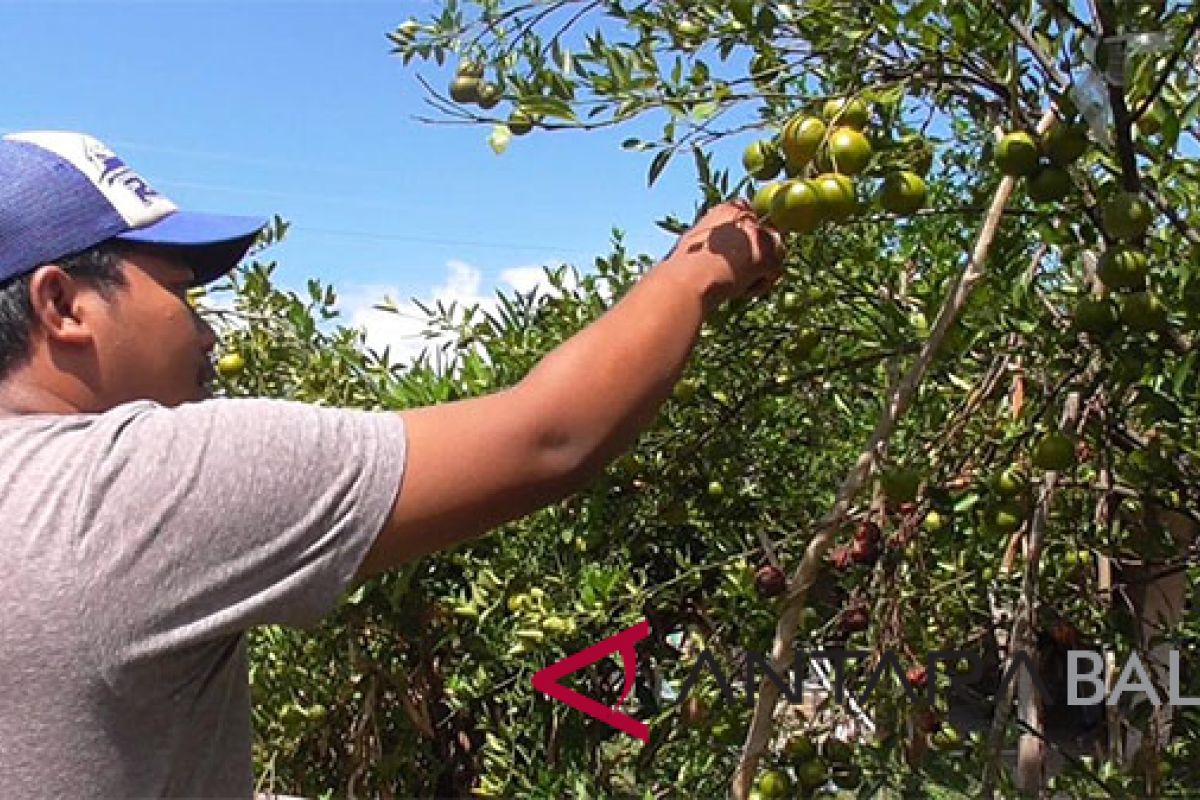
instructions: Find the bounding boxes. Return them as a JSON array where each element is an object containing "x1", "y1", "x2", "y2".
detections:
[
  {"x1": 340, "y1": 259, "x2": 584, "y2": 369},
  {"x1": 439, "y1": 259, "x2": 487, "y2": 301}
]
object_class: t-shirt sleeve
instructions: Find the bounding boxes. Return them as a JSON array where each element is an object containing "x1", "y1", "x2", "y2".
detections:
[{"x1": 76, "y1": 398, "x2": 407, "y2": 653}]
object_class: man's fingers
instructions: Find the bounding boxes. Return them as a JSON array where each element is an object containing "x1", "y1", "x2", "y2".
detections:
[
  {"x1": 697, "y1": 201, "x2": 747, "y2": 226},
  {"x1": 688, "y1": 202, "x2": 786, "y2": 302},
  {"x1": 723, "y1": 198, "x2": 755, "y2": 216},
  {"x1": 741, "y1": 215, "x2": 785, "y2": 269},
  {"x1": 760, "y1": 224, "x2": 786, "y2": 268}
]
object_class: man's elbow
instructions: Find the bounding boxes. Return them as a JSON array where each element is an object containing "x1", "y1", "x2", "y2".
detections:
[
  {"x1": 511, "y1": 385, "x2": 596, "y2": 492},
  {"x1": 532, "y1": 430, "x2": 597, "y2": 496}
]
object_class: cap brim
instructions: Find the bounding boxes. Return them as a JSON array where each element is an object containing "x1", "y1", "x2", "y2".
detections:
[{"x1": 115, "y1": 210, "x2": 267, "y2": 286}]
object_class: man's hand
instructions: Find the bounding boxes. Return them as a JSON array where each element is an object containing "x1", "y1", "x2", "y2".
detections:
[{"x1": 662, "y1": 201, "x2": 786, "y2": 310}]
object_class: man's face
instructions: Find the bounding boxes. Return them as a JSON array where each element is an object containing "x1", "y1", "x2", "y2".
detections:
[{"x1": 88, "y1": 246, "x2": 219, "y2": 408}]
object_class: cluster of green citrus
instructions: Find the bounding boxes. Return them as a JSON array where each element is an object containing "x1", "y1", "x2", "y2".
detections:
[
  {"x1": 1080, "y1": 194, "x2": 1165, "y2": 335},
  {"x1": 994, "y1": 122, "x2": 1089, "y2": 203},
  {"x1": 743, "y1": 97, "x2": 929, "y2": 234},
  {"x1": 753, "y1": 734, "x2": 861, "y2": 799},
  {"x1": 995, "y1": 121, "x2": 1165, "y2": 338},
  {"x1": 976, "y1": 431, "x2": 1077, "y2": 537},
  {"x1": 448, "y1": 59, "x2": 537, "y2": 135}
]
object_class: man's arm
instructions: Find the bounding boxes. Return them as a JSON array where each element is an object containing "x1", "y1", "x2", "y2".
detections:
[{"x1": 354, "y1": 203, "x2": 782, "y2": 580}]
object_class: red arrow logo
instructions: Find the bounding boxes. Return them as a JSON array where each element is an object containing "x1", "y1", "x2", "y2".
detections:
[{"x1": 531, "y1": 620, "x2": 650, "y2": 743}]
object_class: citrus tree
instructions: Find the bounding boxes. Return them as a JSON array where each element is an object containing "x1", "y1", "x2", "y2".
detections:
[{"x1": 210, "y1": 0, "x2": 1200, "y2": 796}]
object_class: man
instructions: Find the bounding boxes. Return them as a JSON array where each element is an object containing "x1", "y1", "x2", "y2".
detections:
[{"x1": 0, "y1": 131, "x2": 784, "y2": 797}]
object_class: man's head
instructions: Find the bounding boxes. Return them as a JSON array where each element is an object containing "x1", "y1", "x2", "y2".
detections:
[{"x1": 0, "y1": 131, "x2": 265, "y2": 414}]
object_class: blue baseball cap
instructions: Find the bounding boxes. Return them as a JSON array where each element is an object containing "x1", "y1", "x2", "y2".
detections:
[{"x1": 0, "y1": 131, "x2": 267, "y2": 286}]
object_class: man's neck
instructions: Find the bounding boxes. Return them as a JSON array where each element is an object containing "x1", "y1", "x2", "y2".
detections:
[{"x1": 0, "y1": 378, "x2": 87, "y2": 418}]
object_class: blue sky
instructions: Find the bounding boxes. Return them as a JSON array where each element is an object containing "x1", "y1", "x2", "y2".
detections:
[
  {"x1": 6, "y1": 2, "x2": 1191, "y2": 361},
  {"x1": 1, "y1": 0, "x2": 708, "y2": 360}
]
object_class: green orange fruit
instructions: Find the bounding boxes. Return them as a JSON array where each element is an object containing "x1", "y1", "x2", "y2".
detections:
[
  {"x1": 1032, "y1": 432, "x2": 1077, "y2": 471},
  {"x1": 780, "y1": 115, "x2": 826, "y2": 173},
  {"x1": 995, "y1": 131, "x2": 1041, "y2": 176},
  {"x1": 822, "y1": 96, "x2": 870, "y2": 130},
  {"x1": 1097, "y1": 246, "x2": 1149, "y2": 291},
  {"x1": 796, "y1": 757, "x2": 831, "y2": 788},
  {"x1": 991, "y1": 500, "x2": 1026, "y2": 534},
  {"x1": 771, "y1": 180, "x2": 823, "y2": 234},
  {"x1": 923, "y1": 510, "x2": 947, "y2": 534},
  {"x1": 878, "y1": 170, "x2": 927, "y2": 215},
  {"x1": 1102, "y1": 193, "x2": 1153, "y2": 242},
  {"x1": 456, "y1": 58, "x2": 484, "y2": 79},
  {"x1": 743, "y1": 139, "x2": 784, "y2": 180},
  {"x1": 992, "y1": 467, "x2": 1026, "y2": 498},
  {"x1": 1026, "y1": 166, "x2": 1072, "y2": 203},
  {"x1": 449, "y1": 75, "x2": 482, "y2": 104},
  {"x1": 779, "y1": 290, "x2": 805, "y2": 320},
  {"x1": 507, "y1": 109, "x2": 535, "y2": 135},
  {"x1": 757, "y1": 769, "x2": 791, "y2": 799},
  {"x1": 216, "y1": 352, "x2": 245, "y2": 378},
  {"x1": 476, "y1": 82, "x2": 502, "y2": 109},
  {"x1": 812, "y1": 172, "x2": 857, "y2": 221},
  {"x1": 672, "y1": 378, "x2": 699, "y2": 403},
  {"x1": 784, "y1": 734, "x2": 817, "y2": 761},
  {"x1": 751, "y1": 182, "x2": 785, "y2": 220},
  {"x1": 280, "y1": 703, "x2": 307, "y2": 728},
  {"x1": 1042, "y1": 122, "x2": 1089, "y2": 166},
  {"x1": 820, "y1": 127, "x2": 872, "y2": 175}
]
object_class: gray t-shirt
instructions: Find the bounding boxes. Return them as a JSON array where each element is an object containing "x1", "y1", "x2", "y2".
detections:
[{"x1": 0, "y1": 397, "x2": 408, "y2": 798}]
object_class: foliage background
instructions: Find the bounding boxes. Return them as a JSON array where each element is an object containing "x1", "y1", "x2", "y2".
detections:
[{"x1": 201, "y1": 1, "x2": 1200, "y2": 797}]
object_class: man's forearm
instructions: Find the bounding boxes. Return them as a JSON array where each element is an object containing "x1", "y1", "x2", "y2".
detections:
[{"x1": 515, "y1": 256, "x2": 720, "y2": 482}]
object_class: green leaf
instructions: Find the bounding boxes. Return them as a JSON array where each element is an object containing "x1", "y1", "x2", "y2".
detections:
[
  {"x1": 1161, "y1": 102, "x2": 1181, "y2": 151},
  {"x1": 954, "y1": 492, "x2": 981, "y2": 514},
  {"x1": 520, "y1": 95, "x2": 577, "y2": 122},
  {"x1": 648, "y1": 148, "x2": 673, "y2": 187},
  {"x1": 1172, "y1": 351, "x2": 1195, "y2": 396},
  {"x1": 690, "y1": 101, "x2": 718, "y2": 122}
]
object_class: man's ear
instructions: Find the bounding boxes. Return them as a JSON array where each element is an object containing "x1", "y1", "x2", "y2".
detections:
[{"x1": 26, "y1": 265, "x2": 98, "y2": 345}]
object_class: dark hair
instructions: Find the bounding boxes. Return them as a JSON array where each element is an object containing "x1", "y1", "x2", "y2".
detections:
[{"x1": 0, "y1": 242, "x2": 130, "y2": 382}]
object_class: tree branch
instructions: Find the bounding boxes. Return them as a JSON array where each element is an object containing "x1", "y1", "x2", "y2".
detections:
[{"x1": 729, "y1": 109, "x2": 1060, "y2": 800}]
